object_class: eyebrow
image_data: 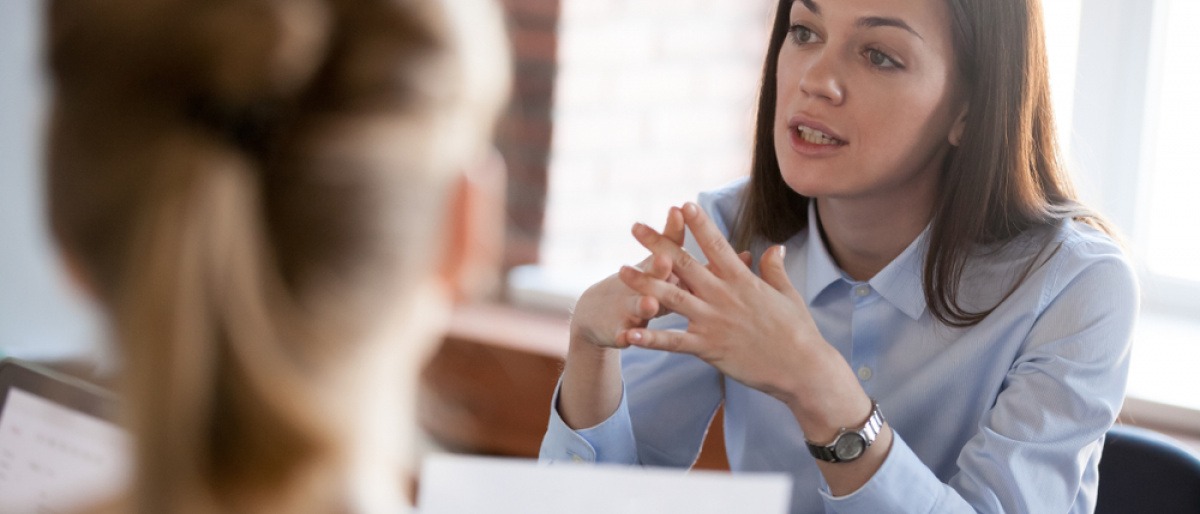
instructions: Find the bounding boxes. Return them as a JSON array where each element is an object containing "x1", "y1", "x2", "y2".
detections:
[
  {"x1": 858, "y1": 16, "x2": 924, "y2": 41},
  {"x1": 794, "y1": 0, "x2": 925, "y2": 41}
]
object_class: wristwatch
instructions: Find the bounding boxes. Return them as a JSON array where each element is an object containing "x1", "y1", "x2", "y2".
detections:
[{"x1": 805, "y1": 401, "x2": 885, "y2": 463}]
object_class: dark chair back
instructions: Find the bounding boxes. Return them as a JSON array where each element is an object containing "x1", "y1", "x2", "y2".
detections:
[{"x1": 1096, "y1": 424, "x2": 1200, "y2": 514}]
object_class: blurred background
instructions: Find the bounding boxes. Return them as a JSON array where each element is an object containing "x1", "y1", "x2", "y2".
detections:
[{"x1": 3, "y1": 0, "x2": 1197, "y2": 460}]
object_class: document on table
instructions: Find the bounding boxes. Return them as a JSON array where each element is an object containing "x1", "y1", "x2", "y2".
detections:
[{"x1": 418, "y1": 454, "x2": 793, "y2": 514}]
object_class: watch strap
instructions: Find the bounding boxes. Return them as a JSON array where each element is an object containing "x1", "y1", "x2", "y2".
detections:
[{"x1": 805, "y1": 401, "x2": 885, "y2": 463}]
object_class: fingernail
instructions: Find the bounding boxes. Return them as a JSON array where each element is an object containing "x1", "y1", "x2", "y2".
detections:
[
  {"x1": 682, "y1": 202, "x2": 699, "y2": 217},
  {"x1": 628, "y1": 331, "x2": 643, "y2": 343},
  {"x1": 632, "y1": 223, "x2": 649, "y2": 236},
  {"x1": 778, "y1": 245, "x2": 787, "y2": 259}
]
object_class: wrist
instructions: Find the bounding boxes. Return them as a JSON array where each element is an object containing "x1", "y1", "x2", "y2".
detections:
[
  {"x1": 568, "y1": 330, "x2": 620, "y2": 359},
  {"x1": 805, "y1": 400, "x2": 886, "y2": 463},
  {"x1": 784, "y1": 346, "x2": 874, "y2": 443}
]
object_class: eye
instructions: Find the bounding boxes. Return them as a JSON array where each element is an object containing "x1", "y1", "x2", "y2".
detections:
[
  {"x1": 788, "y1": 24, "x2": 821, "y2": 45},
  {"x1": 865, "y1": 48, "x2": 902, "y2": 70}
]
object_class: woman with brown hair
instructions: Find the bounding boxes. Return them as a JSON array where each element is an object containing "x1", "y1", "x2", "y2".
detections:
[
  {"x1": 44, "y1": 0, "x2": 509, "y2": 512},
  {"x1": 542, "y1": 0, "x2": 1137, "y2": 512}
]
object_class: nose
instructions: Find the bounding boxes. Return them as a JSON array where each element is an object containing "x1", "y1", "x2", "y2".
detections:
[{"x1": 796, "y1": 49, "x2": 845, "y2": 105}]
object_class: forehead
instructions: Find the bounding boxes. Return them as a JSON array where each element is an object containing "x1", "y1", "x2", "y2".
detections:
[{"x1": 791, "y1": 0, "x2": 954, "y2": 40}]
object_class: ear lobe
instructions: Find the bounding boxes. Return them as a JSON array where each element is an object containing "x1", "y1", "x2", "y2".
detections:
[
  {"x1": 949, "y1": 107, "x2": 968, "y2": 147},
  {"x1": 438, "y1": 154, "x2": 506, "y2": 303}
]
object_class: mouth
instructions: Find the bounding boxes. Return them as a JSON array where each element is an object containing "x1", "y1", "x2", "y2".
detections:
[{"x1": 794, "y1": 124, "x2": 847, "y2": 146}]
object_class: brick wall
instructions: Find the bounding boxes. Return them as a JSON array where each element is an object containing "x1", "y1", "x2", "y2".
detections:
[
  {"x1": 496, "y1": 0, "x2": 561, "y2": 268},
  {"x1": 497, "y1": 0, "x2": 774, "y2": 280},
  {"x1": 541, "y1": 1, "x2": 773, "y2": 277}
]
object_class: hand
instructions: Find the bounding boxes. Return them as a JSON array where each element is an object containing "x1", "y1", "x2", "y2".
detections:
[
  {"x1": 618, "y1": 203, "x2": 886, "y2": 492},
  {"x1": 570, "y1": 208, "x2": 753, "y2": 351},
  {"x1": 616, "y1": 202, "x2": 836, "y2": 407},
  {"x1": 569, "y1": 208, "x2": 687, "y2": 350}
]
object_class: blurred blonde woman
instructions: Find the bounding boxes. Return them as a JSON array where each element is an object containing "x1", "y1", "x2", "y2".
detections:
[{"x1": 44, "y1": 0, "x2": 510, "y2": 512}]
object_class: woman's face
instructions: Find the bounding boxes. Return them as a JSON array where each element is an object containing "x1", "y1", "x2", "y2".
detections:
[{"x1": 773, "y1": 0, "x2": 966, "y2": 202}]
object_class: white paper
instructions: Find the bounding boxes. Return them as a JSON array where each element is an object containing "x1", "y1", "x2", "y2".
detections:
[
  {"x1": 418, "y1": 454, "x2": 792, "y2": 514},
  {"x1": 0, "y1": 388, "x2": 130, "y2": 513}
]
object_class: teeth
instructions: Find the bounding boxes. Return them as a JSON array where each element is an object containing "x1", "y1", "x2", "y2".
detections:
[{"x1": 797, "y1": 125, "x2": 840, "y2": 145}]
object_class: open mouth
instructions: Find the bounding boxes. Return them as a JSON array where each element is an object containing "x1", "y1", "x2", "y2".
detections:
[{"x1": 796, "y1": 125, "x2": 846, "y2": 146}]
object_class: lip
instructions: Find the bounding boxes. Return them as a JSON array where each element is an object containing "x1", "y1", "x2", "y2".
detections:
[{"x1": 784, "y1": 115, "x2": 849, "y2": 157}]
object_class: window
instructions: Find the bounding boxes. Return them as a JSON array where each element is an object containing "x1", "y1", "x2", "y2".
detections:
[
  {"x1": 1141, "y1": 0, "x2": 1200, "y2": 287},
  {"x1": 1071, "y1": 0, "x2": 1200, "y2": 422}
]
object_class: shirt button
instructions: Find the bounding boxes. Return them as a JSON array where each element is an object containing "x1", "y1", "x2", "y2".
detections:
[
  {"x1": 854, "y1": 285, "x2": 871, "y2": 297},
  {"x1": 857, "y1": 366, "x2": 873, "y2": 381}
]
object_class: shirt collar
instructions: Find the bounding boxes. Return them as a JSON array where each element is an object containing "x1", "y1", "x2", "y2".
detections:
[
  {"x1": 800, "y1": 201, "x2": 930, "y2": 321},
  {"x1": 801, "y1": 202, "x2": 844, "y2": 305}
]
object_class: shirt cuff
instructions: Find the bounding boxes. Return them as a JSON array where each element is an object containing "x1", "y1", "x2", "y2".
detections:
[
  {"x1": 819, "y1": 431, "x2": 943, "y2": 513},
  {"x1": 538, "y1": 378, "x2": 639, "y2": 465}
]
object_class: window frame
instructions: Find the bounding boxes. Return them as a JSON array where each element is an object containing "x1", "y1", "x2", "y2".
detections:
[{"x1": 1072, "y1": 0, "x2": 1200, "y2": 316}]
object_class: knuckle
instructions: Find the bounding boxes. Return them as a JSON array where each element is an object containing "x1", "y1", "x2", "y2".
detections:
[
  {"x1": 676, "y1": 250, "x2": 696, "y2": 271},
  {"x1": 666, "y1": 287, "x2": 688, "y2": 308},
  {"x1": 659, "y1": 332, "x2": 682, "y2": 351},
  {"x1": 702, "y1": 235, "x2": 730, "y2": 256}
]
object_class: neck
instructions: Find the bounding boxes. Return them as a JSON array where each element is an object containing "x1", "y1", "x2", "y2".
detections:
[
  {"x1": 332, "y1": 290, "x2": 450, "y2": 513},
  {"x1": 815, "y1": 183, "x2": 935, "y2": 282}
]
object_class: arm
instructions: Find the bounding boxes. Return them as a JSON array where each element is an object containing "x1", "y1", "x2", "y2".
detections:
[
  {"x1": 541, "y1": 197, "x2": 743, "y2": 466},
  {"x1": 557, "y1": 208, "x2": 688, "y2": 431},
  {"x1": 622, "y1": 208, "x2": 1138, "y2": 512},
  {"x1": 539, "y1": 311, "x2": 724, "y2": 466},
  {"x1": 620, "y1": 203, "x2": 890, "y2": 493},
  {"x1": 822, "y1": 248, "x2": 1137, "y2": 513},
  {"x1": 540, "y1": 206, "x2": 720, "y2": 465},
  {"x1": 936, "y1": 249, "x2": 1137, "y2": 512}
]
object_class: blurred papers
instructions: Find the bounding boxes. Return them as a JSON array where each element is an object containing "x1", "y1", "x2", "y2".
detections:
[{"x1": 418, "y1": 454, "x2": 792, "y2": 514}]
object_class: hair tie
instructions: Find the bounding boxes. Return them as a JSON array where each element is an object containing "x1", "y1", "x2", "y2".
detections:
[{"x1": 185, "y1": 96, "x2": 284, "y2": 156}]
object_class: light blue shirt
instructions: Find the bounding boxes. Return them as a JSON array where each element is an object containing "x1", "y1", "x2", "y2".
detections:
[{"x1": 540, "y1": 178, "x2": 1139, "y2": 513}]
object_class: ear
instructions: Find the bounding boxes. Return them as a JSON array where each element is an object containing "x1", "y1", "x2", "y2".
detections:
[
  {"x1": 437, "y1": 152, "x2": 506, "y2": 302},
  {"x1": 948, "y1": 105, "x2": 968, "y2": 147},
  {"x1": 58, "y1": 247, "x2": 99, "y2": 301}
]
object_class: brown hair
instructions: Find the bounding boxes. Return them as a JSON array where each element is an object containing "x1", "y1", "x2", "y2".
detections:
[
  {"x1": 45, "y1": 0, "x2": 508, "y2": 512},
  {"x1": 735, "y1": 0, "x2": 1109, "y2": 326}
]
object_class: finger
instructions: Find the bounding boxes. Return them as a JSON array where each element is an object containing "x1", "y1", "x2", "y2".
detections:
[
  {"x1": 760, "y1": 245, "x2": 802, "y2": 300},
  {"x1": 618, "y1": 264, "x2": 709, "y2": 319},
  {"x1": 631, "y1": 222, "x2": 720, "y2": 293},
  {"x1": 663, "y1": 206, "x2": 685, "y2": 246},
  {"x1": 680, "y1": 202, "x2": 744, "y2": 276},
  {"x1": 630, "y1": 294, "x2": 660, "y2": 321},
  {"x1": 624, "y1": 328, "x2": 701, "y2": 356},
  {"x1": 646, "y1": 252, "x2": 673, "y2": 282},
  {"x1": 699, "y1": 251, "x2": 748, "y2": 281}
]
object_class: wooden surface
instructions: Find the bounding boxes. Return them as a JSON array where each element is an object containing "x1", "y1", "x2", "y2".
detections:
[{"x1": 417, "y1": 303, "x2": 730, "y2": 470}]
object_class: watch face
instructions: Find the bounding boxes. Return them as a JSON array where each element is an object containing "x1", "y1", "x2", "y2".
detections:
[{"x1": 833, "y1": 433, "x2": 866, "y2": 461}]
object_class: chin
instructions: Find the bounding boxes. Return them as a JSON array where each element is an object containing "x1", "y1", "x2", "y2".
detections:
[{"x1": 778, "y1": 166, "x2": 837, "y2": 199}]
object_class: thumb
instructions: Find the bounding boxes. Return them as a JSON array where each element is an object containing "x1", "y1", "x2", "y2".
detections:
[{"x1": 760, "y1": 245, "x2": 800, "y2": 298}]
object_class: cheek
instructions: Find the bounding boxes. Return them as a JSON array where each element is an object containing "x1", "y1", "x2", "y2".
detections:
[{"x1": 865, "y1": 78, "x2": 957, "y2": 149}]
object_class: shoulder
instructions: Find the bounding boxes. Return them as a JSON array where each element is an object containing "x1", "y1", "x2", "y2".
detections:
[
  {"x1": 1041, "y1": 219, "x2": 1132, "y2": 295},
  {"x1": 1038, "y1": 220, "x2": 1138, "y2": 308},
  {"x1": 961, "y1": 219, "x2": 1138, "y2": 320},
  {"x1": 695, "y1": 176, "x2": 750, "y2": 239}
]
